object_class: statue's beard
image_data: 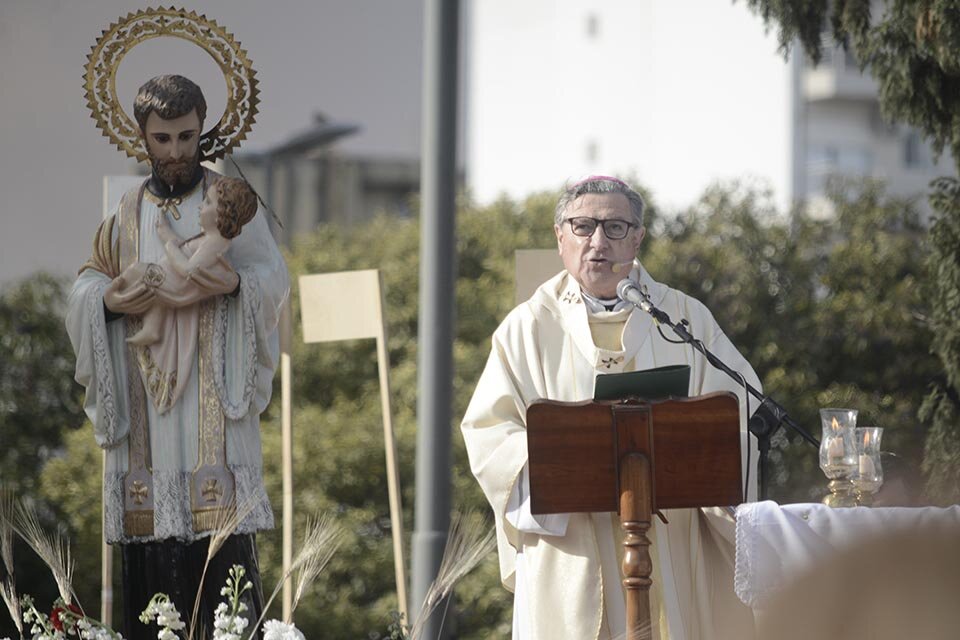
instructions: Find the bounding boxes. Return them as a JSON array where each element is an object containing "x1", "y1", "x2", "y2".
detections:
[{"x1": 150, "y1": 150, "x2": 200, "y2": 188}]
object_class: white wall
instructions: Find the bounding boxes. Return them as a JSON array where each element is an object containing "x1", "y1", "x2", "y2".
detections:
[{"x1": 466, "y1": 0, "x2": 792, "y2": 211}]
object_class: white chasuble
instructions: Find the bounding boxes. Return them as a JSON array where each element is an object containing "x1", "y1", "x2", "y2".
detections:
[
  {"x1": 66, "y1": 171, "x2": 289, "y2": 543},
  {"x1": 461, "y1": 262, "x2": 759, "y2": 640}
]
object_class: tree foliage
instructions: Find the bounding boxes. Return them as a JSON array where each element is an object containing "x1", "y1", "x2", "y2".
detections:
[
  {"x1": 741, "y1": 0, "x2": 960, "y2": 168},
  {"x1": 0, "y1": 273, "x2": 84, "y2": 496},
  {"x1": 644, "y1": 179, "x2": 935, "y2": 501},
  {"x1": 740, "y1": 0, "x2": 960, "y2": 503},
  {"x1": 0, "y1": 273, "x2": 87, "y2": 639},
  {"x1": 919, "y1": 178, "x2": 960, "y2": 503}
]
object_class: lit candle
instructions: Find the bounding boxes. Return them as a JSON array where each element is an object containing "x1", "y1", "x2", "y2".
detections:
[
  {"x1": 827, "y1": 435, "x2": 844, "y2": 458},
  {"x1": 859, "y1": 454, "x2": 876, "y2": 478}
]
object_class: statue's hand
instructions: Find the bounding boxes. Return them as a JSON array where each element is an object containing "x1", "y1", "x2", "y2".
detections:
[
  {"x1": 156, "y1": 215, "x2": 180, "y2": 245},
  {"x1": 104, "y1": 269, "x2": 156, "y2": 315}
]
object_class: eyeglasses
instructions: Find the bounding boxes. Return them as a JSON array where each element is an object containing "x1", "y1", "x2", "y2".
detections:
[{"x1": 563, "y1": 217, "x2": 637, "y2": 240}]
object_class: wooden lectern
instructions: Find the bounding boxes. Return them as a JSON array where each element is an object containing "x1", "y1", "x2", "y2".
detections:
[{"x1": 526, "y1": 392, "x2": 743, "y2": 639}]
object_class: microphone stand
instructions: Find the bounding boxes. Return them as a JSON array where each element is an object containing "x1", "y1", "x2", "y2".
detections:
[{"x1": 625, "y1": 291, "x2": 819, "y2": 501}]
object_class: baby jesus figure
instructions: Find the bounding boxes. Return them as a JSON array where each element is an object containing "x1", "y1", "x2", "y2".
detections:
[
  {"x1": 116, "y1": 177, "x2": 257, "y2": 412},
  {"x1": 126, "y1": 176, "x2": 257, "y2": 346}
]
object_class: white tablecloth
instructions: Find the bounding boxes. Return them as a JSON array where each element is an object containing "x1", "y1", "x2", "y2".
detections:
[{"x1": 734, "y1": 500, "x2": 960, "y2": 608}]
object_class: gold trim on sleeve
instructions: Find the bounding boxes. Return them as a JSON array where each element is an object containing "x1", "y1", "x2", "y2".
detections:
[{"x1": 79, "y1": 215, "x2": 121, "y2": 278}]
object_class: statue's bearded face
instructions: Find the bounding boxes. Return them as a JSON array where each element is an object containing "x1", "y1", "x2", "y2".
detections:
[{"x1": 142, "y1": 109, "x2": 202, "y2": 187}]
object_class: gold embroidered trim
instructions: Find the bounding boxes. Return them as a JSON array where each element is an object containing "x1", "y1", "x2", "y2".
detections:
[
  {"x1": 143, "y1": 180, "x2": 204, "y2": 221},
  {"x1": 191, "y1": 296, "x2": 236, "y2": 533},
  {"x1": 192, "y1": 506, "x2": 236, "y2": 533},
  {"x1": 120, "y1": 182, "x2": 155, "y2": 538},
  {"x1": 142, "y1": 263, "x2": 166, "y2": 288},
  {"x1": 79, "y1": 215, "x2": 120, "y2": 278},
  {"x1": 600, "y1": 355, "x2": 625, "y2": 369},
  {"x1": 129, "y1": 480, "x2": 150, "y2": 505},
  {"x1": 131, "y1": 332, "x2": 178, "y2": 414},
  {"x1": 123, "y1": 510, "x2": 154, "y2": 537}
]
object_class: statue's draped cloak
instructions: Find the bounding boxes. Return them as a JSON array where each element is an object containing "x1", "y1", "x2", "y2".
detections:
[{"x1": 67, "y1": 172, "x2": 288, "y2": 543}]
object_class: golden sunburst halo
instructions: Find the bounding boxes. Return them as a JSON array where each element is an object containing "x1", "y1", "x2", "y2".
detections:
[{"x1": 83, "y1": 6, "x2": 259, "y2": 162}]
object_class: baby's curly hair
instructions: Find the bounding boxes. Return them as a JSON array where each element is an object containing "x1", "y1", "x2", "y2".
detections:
[{"x1": 211, "y1": 177, "x2": 257, "y2": 239}]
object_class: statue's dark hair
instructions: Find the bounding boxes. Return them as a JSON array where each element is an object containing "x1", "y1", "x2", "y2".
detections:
[{"x1": 133, "y1": 75, "x2": 207, "y2": 131}]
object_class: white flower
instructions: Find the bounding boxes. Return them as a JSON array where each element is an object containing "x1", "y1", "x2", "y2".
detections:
[
  {"x1": 212, "y1": 600, "x2": 250, "y2": 640},
  {"x1": 76, "y1": 619, "x2": 93, "y2": 639},
  {"x1": 262, "y1": 620, "x2": 306, "y2": 640},
  {"x1": 157, "y1": 629, "x2": 177, "y2": 640}
]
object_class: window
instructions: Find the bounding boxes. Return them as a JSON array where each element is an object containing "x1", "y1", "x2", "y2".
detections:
[
  {"x1": 903, "y1": 130, "x2": 933, "y2": 169},
  {"x1": 585, "y1": 13, "x2": 599, "y2": 39}
]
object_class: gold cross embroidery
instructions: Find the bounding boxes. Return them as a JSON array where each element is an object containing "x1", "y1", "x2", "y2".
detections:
[
  {"x1": 159, "y1": 197, "x2": 183, "y2": 220},
  {"x1": 600, "y1": 356, "x2": 624, "y2": 369},
  {"x1": 130, "y1": 480, "x2": 149, "y2": 505},
  {"x1": 201, "y1": 478, "x2": 223, "y2": 503},
  {"x1": 561, "y1": 290, "x2": 582, "y2": 304}
]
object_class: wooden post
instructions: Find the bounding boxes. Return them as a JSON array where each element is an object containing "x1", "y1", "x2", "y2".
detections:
[
  {"x1": 281, "y1": 349, "x2": 293, "y2": 620},
  {"x1": 101, "y1": 451, "x2": 112, "y2": 626},
  {"x1": 279, "y1": 295, "x2": 294, "y2": 621},
  {"x1": 619, "y1": 453, "x2": 653, "y2": 640},
  {"x1": 299, "y1": 270, "x2": 408, "y2": 619},
  {"x1": 376, "y1": 287, "x2": 408, "y2": 620}
]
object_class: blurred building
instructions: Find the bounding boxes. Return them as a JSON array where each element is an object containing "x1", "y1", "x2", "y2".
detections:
[
  {"x1": 791, "y1": 37, "x2": 950, "y2": 217},
  {"x1": 226, "y1": 114, "x2": 422, "y2": 244}
]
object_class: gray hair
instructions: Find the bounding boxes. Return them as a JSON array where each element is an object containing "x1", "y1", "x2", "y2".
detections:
[{"x1": 554, "y1": 176, "x2": 646, "y2": 227}]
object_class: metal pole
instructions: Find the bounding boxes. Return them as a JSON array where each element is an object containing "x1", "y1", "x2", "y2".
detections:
[{"x1": 411, "y1": 0, "x2": 459, "y2": 636}]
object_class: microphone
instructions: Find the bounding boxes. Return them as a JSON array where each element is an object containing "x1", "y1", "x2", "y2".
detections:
[
  {"x1": 616, "y1": 279, "x2": 651, "y2": 312},
  {"x1": 617, "y1": 278, "x2": 684, "y2": 334}
]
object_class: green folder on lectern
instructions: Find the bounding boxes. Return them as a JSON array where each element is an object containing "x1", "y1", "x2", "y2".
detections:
[{"x1": 593, "y1": 364, "x2": 691, "y2": 401}]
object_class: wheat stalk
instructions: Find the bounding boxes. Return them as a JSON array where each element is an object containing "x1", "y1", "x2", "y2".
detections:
[
  {"x1": 0, "y1": 578, "x2": 22, "y2": 639},
  {"x1": 0, "y1": 489, "x2": 14, "y2": 578},
  {"x1": 289, "y1": 513, "x2": 343, "y2": 617},
  {"x1": 245, "y1": 513, "x2": 344, "y2": 639},
  {"x1": 187, "y1": 495, "x2": 260, "y2": 640},
  {"x1": 0, "y1": 489, "x2": 22, "y2": 638},
  {"x1": 611, "y1": 623, "x2": 655, "y2": 640},
  {"x1": 12, "y1": 499, "x2": 74, "y2": 606},
  {"x1": 408, "y1": 511, "x2": 496, "y2": 640}
]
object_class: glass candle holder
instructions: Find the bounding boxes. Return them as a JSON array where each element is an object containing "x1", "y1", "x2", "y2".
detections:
[
  {"x1": 853, "y1": 427, "x2": 884, "y2": 506},
  {"x1": 819, "y1": 408, "x2": 858, "y2": 507}
]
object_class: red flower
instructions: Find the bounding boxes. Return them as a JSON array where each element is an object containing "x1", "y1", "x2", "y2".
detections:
[{"x1": 50, "y1": 603, "x2": 83, "y2": 632}]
